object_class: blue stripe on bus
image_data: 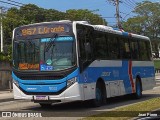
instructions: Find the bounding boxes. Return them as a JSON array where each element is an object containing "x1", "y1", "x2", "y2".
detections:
[{"x1": 122, "y1": 32, "x2": 128, "y2": 36}]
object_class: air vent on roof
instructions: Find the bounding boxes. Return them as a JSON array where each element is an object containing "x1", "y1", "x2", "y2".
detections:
[
  {"x1": 76, "y1": 21, "x2": 89, "y2": 24},
  {"x1": 95, "y1": 25, "x2": 113, "y2": 30},
  {"x1": 59, "y1": 20, "x2": 71, "y2": 22}
]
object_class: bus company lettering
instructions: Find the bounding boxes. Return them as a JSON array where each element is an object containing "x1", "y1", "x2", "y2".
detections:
[
  {"x1": 19, "y1": 63, "x2": 39, "y2": 70},
  {"x1": 101, "y1": 72, "x2": 111, "y2": 77},
  {"x1": 21, "y1": 26, "x2": 65, "y2": 36}
]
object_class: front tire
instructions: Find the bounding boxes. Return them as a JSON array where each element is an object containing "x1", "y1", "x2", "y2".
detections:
[{"x1": 92, "y1": 83, "x2": 103, "y2": 107}]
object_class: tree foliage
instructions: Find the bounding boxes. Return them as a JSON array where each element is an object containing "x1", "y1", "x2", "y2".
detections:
[
  {"x1": 123, "y1": 1, "x2": 160, "y2": 38},
  {"x1": 122, "y1": 1, "x2": 160, "y2": 56},
  {"x1": 66, "y1": 9, "x2": 106, "y2": 25}
]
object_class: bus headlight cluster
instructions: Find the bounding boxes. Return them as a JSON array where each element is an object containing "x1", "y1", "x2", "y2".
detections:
[
  {"x1": 67, "y1": 77, "x2": 77, "y2": 87},
  {"x1": 13, "y1": 79, "x2": 19, "y2": 87}
]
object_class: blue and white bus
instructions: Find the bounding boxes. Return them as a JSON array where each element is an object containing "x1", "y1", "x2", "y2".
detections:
[{"x1": 12, "y1": 20, "x2": 155, "y2": 107}]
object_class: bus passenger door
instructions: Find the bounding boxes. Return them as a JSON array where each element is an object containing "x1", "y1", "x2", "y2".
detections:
[{"x1": 76, "y1": 24, "x2": 95, "y2": 100}]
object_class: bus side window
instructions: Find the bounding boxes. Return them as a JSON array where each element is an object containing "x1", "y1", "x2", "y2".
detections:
[
  {"x1": 119, "y1": 37, "x2": 131, "y2": 59},
  {"x1": 146, "y1": 41, "x2": 152, "y2": 60},
  {"x1": 108, "y1": 35, "x2": 119, "y2": 59},
  {"x1": 94, "y1": 31, "x2": 108, "y2": 59},
  {"x1": 139, "y1": 41, "x2": 149, "y2": 61},
  {"x1": 130, "y1": 39, "x2": 139, "y2": 60}
]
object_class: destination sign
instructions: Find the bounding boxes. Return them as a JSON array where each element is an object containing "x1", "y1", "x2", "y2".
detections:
[
  {"x1": 19, "y1": 63, "x2": 39, "y2": 70},
  {"x1": 17, "y1": 24, "x2": 69, "y2": 36}
]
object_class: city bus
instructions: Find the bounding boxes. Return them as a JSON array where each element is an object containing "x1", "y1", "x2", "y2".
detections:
[{"x1": 12, "y1": 20, "x2": 155, "y2": 107}]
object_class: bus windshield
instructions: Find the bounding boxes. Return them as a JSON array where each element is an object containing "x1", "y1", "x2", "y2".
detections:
[{"x1": 13, "y1": 36, "x2": 76, "y2": 71}]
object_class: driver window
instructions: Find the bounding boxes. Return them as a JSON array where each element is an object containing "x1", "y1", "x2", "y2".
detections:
[{"x1": 77, "y1": 25, "x2": 93, "y2": 61}]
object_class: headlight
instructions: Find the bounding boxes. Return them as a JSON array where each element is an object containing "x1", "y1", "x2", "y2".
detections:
[
  {"x1": 67, "y1": 77, "x2": 77, "y2": 87},
  {"x1": 13, "y1": 79, "x2": 19, "y2": 87}
]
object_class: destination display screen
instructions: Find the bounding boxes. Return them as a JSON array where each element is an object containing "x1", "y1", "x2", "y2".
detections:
[{"x1": 15, "y1": 24, "x2": 70, "y2": 37}]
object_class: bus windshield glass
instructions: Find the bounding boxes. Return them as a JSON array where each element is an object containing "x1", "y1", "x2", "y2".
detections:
[{"x1": 13, "y1": 36, "x2": 76, "y2": 71}]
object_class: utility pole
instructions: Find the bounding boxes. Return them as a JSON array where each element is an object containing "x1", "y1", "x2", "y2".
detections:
[
  {"x1": 115, "y1": 0, "x2": 121, "y2": 28},
  {"x1": 0, "y1": 7, "x2": 3, "y2": 52},
  {"x1": 108, "y1": 0, "x2": 121, "y2": 28}
]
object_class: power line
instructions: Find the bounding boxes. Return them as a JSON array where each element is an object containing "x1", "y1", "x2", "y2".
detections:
[
  {"x1": 0, "y1": 0, "x2": 21, "y2": 7},
  {"x1": 124, "y1": 0, "x2": 135, "y2": 8},
  {"x1": 7, "y1": 0, "x2": 25, "y2": 5},
  {"x1": 128, "y1": 0, "x2": 137, "y2": 6},
  {"x1": 102, "y1": 16, "x2": 116, "y2": 18},
  {"x1": 120, "y1": 11, "x2": 128, "y2": 15},
  {"x1": 132, "y1": 0, "x2": 138, "y2": 5},
  {"x1": 122, "y1": 0, "x2": 134, "y2": 10}
]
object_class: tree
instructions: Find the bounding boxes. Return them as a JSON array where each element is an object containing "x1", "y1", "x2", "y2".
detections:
[
  {"x1": 122, "y1": 1, "x2": 160, "y2": 57},
  {"x1": 123, "y1": 1, "x2": 160, "y2": 36},
  {"x1": 19, "y1": 4, "x2": 45, "y2": 23},
  {"x1": 66, "y1": 9, "x2": 107, "y2": 25}
]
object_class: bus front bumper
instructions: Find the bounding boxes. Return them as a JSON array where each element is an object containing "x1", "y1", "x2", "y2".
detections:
[{"x1": 13, "y1": 82, "x2": 83, "y2": 102}]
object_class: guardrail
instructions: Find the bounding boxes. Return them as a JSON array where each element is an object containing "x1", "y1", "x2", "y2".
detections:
[{"x1": 155, "y1": 69, "x2": 160, "y2": 74}]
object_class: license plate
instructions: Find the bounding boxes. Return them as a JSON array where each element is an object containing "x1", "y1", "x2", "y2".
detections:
[{"x1": 34, "y1": 96, "x2": 48, "y2": 100}]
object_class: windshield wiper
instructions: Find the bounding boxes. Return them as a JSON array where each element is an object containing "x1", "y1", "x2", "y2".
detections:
[{"x1": 45, "y1": 33, "x2": 58, "y2": 52}]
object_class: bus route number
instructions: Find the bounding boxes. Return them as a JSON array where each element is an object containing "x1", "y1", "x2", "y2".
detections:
[{"x1": 22, "y1": 28, "x2": 36, "y2": 36}]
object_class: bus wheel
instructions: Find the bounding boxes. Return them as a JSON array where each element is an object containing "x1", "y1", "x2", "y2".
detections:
[
  {"x1": 134, "y1": 79, "x2": 142, "y2": 99},
  {"x1": 39, "y1": 103, "x2": 52, "y2": 108},
  {"x1": 92, "y1": 83, "x2": 103, "y2": 107}
]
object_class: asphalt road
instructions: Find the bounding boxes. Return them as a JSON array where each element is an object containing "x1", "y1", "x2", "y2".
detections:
[{"x1": 0, "y1": 82, "x2": 160, "y2": 120}]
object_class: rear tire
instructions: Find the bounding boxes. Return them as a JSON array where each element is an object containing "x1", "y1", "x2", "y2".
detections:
[{"x1": 134, "y1": 79, "x2": 142, "y2": 99}]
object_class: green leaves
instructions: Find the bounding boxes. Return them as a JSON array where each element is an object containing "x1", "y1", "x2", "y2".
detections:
[
  {"x1": 122, "y1": 1, "x2": 160, "y2": 56},
  {"x1": 66, "y1": 9, "x2": 106, "y2": 25},
  {"x1": 123, "y1": 1, "x2": 160, "y2": 38}
]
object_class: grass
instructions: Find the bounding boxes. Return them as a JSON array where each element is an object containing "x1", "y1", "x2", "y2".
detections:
[
  {"x1": 83, "y1": 97, "x2": 160, "y2": 120},
  {"x1": 154, "y1": 60, "x2": 160, "y2": 69}
]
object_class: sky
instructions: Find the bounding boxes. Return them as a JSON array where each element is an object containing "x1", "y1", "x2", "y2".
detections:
[{"x1": 0, "y1": 0, "x2": 160, "y2": 26}]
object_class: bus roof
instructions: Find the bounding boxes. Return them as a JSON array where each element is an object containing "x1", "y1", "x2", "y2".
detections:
[
  {"x1": 74, "y1": 21, "x2": 150, "y2": 41},
  {"x1": 93, "y1": 25, "x2": 149, "y2": 41}
]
